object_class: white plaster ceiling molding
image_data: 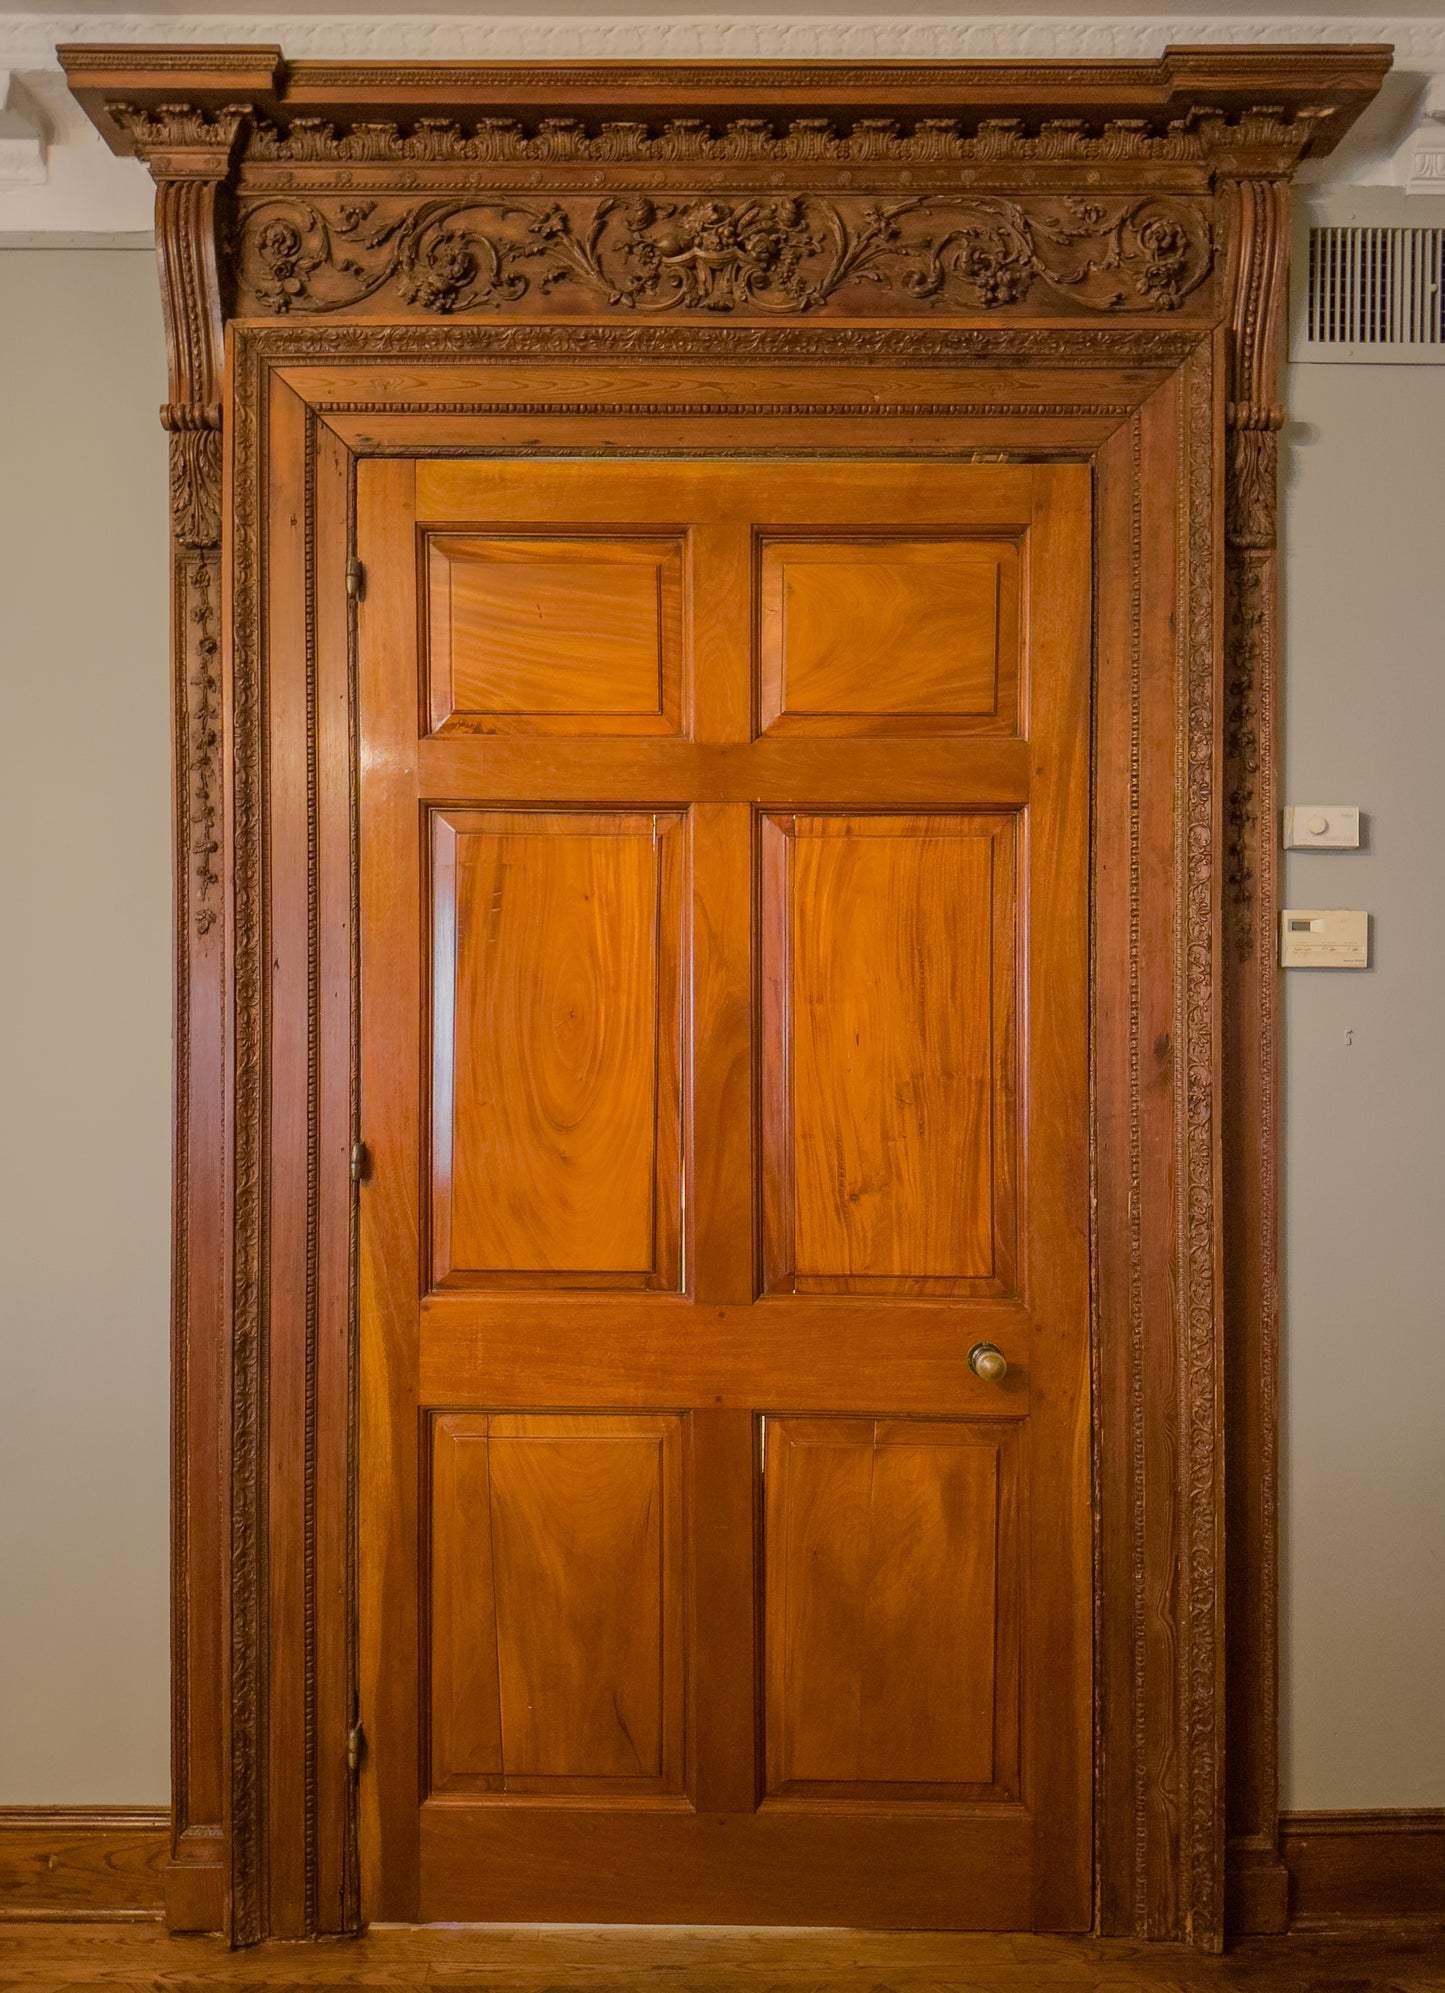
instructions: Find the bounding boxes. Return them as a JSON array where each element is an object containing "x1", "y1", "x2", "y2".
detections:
[
  {"x1": 1406, "y1": 67, "x2": 1445, "y2": 182},
  {"x1": 3, "y1": 8, "x2": 1445, "y2": 234}
]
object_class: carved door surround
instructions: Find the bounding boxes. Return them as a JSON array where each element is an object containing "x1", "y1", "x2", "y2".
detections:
[{"x1": 63, "y1": 42, "x2": 1389, "y2": 1950}]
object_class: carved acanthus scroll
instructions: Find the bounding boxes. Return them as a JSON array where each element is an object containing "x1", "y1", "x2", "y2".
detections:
[{"x1": 234, "y1": 189, "x2": 1213, "y2": 319}]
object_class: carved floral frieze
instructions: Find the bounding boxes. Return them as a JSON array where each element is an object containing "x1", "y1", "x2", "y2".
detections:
[{"x1": 234, "y1": 189, "x2": 1212, "y2": 319}]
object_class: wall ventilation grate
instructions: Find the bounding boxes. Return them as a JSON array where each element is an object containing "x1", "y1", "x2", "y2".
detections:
[{"x1": 1293, "y1": 225, "x2": 1445, "y2": 363}]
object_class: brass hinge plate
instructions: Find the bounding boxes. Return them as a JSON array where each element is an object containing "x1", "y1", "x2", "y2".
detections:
[
  {"x1": 347, "y1": 1721, "x2": 365, "y2": 1777},
  {"x1": 346, "y1": 556, "x2": 365, "y2": 601},
  {"x1": 350, "y1": 1140, "x2": 369, "y2": 1184}
]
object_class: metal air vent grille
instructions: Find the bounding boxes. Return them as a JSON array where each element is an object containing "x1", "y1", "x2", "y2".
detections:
[{"x1": 1294, "y1": 225, "x2": 1445, "y2": 362}]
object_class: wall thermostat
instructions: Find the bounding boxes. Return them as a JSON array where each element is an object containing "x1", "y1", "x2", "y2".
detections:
[{"x1": 1280, "y1": 909, "x2": 1369, "y2": 968}]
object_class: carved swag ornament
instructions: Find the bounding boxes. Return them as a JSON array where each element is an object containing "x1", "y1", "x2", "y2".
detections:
[{"x1": 236, "y1": 190, "x2": 1212, "y2": 317}]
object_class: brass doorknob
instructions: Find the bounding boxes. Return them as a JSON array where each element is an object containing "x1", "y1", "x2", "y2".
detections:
[{"x1": 968, "y1": 1342, "x2": 1008, "y2": 1383}]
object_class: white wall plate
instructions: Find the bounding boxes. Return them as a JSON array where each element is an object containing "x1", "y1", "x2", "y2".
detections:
[
  {"x1": 1280, "y1": 909, "x2": 1370, "y2": 968},
  {"x1": 1283, "y1": 805, "x2": 1361, "y2": 848}
]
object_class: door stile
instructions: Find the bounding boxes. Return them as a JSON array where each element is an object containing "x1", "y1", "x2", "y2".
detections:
[
  {"x1": 1014, "y1": 467, "x2": 1095, "y2": 1932},
  {"x1": 355, "y1": 458, "x2": 424, "y2": 1923}
]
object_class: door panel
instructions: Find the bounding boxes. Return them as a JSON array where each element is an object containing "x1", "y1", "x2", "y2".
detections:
[
  {"x1": 429, "y1": 809, "x2": 684, "y2": 1290},
  {"x1": 426, "y1": 533, "x2": 685, "y2": 736},
  {"x1": 359, "y1": 456, "x2": 1092, "y2": 1930},
  {"x1": 757, "y1": 536, "x2": 1020, "y2": 735},
  {"x1": 763, "y1": 1417, "x2": 1017, "y2": 1800},
  {"x1": 760, "y1": 812, "x2": 1016, "y2": 1294},
  {"x1": 429, "y1": 1412, "x2": 686, "y2": 1798}
]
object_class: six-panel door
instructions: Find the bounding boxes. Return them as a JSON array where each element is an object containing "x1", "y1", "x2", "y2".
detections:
[{"x1": 359, "y1": 457, "x2": 1092, "y2": 1928}]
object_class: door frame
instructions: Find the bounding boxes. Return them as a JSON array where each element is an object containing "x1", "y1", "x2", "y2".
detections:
[{"x1": 60, "y1": 42, "x2": 1392, "y2": 1951}]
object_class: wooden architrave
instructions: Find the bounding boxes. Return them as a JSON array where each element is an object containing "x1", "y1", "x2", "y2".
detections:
[{"x1": 61, "y1": 43, "x2": 1390, "y2": 1951}]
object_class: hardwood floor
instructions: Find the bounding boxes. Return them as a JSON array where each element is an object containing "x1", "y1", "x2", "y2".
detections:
[{"x1": 1, "y1": 1922, "x2": 1442, "y2": 1990}]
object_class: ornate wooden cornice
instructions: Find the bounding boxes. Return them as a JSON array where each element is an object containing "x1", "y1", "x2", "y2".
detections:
[
  {"x1": 60, "y1": 45, "x2": 1388, "y2": 351},
  {"x1": 60, "y1": 45, "x2": 1391, "y2": 148}
]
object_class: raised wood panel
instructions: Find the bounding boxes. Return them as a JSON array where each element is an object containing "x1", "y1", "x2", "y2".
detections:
[
  {"x1": 429, "y1": 1413, "x2": 686, "y2": 1797},
  {"x1": 758, "y1": 537, "x2": 1019, "y2": 736},
  {"x1": 763, "y1": 1418, "x2": 1018, "y2": 1800},
  {"x1": 761, "y1": 812, "x2": 1017, "y2": 1295},
  {"x1": 426, "y1": 533, "x2": 684, "y2": 736},
  {"x1": 429, "y1": 809, "x2": 683, "y2": 1290}
]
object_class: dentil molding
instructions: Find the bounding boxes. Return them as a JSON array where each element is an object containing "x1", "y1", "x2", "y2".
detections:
[{"x1": 1, "y1": 10, "x2": 1442, "y2": 233}]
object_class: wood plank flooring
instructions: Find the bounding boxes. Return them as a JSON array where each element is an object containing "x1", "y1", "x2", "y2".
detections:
[{"x1": 0, "y1": 1921, "x2": 1442, "y2": 1991}]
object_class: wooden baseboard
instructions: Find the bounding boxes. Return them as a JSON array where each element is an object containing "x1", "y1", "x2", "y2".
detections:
[
  {"x1": 1282, "y1": 1809, "x2": 1445, "y2": 1928},
  {"x1": 3, "y1": 1801, "x2": 1437, "y2": 1933},
  {"x1": 0, "y1": 1807, "x2": 168, "y2": 1921}
]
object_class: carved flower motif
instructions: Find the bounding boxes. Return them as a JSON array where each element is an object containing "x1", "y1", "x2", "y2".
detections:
[
  {"x1": 253, "y1": 218, "x2": 312, "y2": 308},
  {"x1": 400, "y1": 230, "x2": 480, "y2": 312},
  {"x1": 678, "y1": 200, "x2": 740, "y2": 255},
  {"x1": 952, "y1": 232, "x2": 1032, "y2": 306},
  {"x1": 1135, "y1": 215, "x2": 1191, "y2": 308}
]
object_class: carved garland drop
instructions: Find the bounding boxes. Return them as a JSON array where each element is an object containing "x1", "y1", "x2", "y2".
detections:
[{"x1": 186, "y1": 554, "x2": 222, "y2": 938}]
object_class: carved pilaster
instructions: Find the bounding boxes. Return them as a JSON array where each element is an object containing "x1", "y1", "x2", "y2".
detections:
[
  {"x1": 109, "y1": 98, "x2": 249, "y2": 1943},
  {"x1": 1219, "y1": 168, "x2": 1290, "y2": 1938}
]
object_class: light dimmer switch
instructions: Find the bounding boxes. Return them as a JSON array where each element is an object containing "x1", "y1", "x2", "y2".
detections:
[
  {"x1": 1283, "y1": 805, "x2": 1360, "y2": 849},
  {"x1": 1280, "y1": 909, "x2": 1369, "y2": 968}
]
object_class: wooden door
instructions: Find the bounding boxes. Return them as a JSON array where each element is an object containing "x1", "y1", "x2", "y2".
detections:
[{"x1": 358, "y1": 454, "x2": 1092, "y2": 1930}]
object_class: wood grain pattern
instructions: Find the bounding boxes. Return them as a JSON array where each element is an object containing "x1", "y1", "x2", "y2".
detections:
[
  {"x1": 429, "y1": 1413, "x2": 685, "y2": 1796},
  {"x1": 431, "y1": 810, "x2": 682, "y2": 1288},
  {"x1": 1, "y1": 1917, "x2": 1440, "y2": 1981},
  {"x1": 764, "y1": 1418, "x2": 1016, "y2": 1797},
  {"x1": 427, "y1": 534, "x2": 683, "y2": 736},
  {"x1": 758, "y1": 537, "x2": 1017, "y2": 735},
  {"x1": 0, "y1": 1811, "x2": 168, "y2": 1921},
  {"x1": 762, "y1": 812, "x2": 1015, "y2": 1293}
]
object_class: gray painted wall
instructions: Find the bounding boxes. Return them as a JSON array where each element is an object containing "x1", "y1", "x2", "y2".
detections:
[
  {"x1": 1280, "y1": 314, "x2": 1445, "y2": 1809},
  {"x1": 0, "y1": 249, "x2": 171, "y2": 1801},
  {"x1": 0, "y1": 240, "x2": 1440, "y2": 1810}
]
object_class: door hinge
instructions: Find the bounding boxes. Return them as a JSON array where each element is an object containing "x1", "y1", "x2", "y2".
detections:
[
  {"x1": 346, "y1": 556, "x2": 365, "y2": 601},
  {"x1": 346, "y1": 1721, "x2": 365, "y2": 1777},
  {"x1": 350, "y1": 1140, "x2": 369, "y2": 1184}
]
